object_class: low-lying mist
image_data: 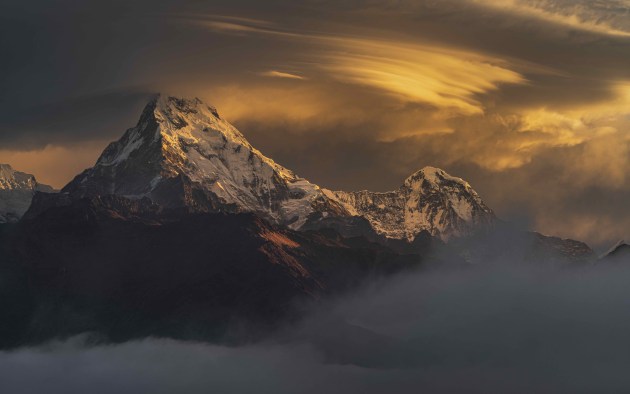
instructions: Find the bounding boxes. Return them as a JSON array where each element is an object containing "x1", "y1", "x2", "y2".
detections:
[{"x1": 3, "y1": 260, "x2": 630, "y2": 394}]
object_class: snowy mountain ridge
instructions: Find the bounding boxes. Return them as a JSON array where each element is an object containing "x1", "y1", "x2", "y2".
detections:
[
  {"x1": 324, "y1": 167, "x2": 495, "y2": 241},
  {"x1": 0, "y1": 164, "x2": 54, "y2": 223},
  {"x1": 0, "y1": 164, "x2": 38, "y2": 191},
  {"x1": 61, "y1": 94, "x2": 495, "y2": 241}
]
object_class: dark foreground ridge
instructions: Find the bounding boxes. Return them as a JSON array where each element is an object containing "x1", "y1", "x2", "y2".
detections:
[{"x1": 0, "y1": 195, "x2": 432, "y2": 348}]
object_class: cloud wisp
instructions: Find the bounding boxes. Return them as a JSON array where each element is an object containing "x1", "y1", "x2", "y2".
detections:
[
  {"x1": 196, "y1": 15, "x2": 527, "y2": 116},
  {"x1": 469, "y1": 0, "x2": 630, "y2": 37},
  {"x1": 259, "y1": 70, "x2": 307, "y2": 80}
]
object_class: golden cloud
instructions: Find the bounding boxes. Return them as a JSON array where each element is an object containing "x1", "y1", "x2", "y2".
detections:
[
  {"x1": 0, "y1": 142, "x2": 109, "y2": 189},
  {"x1": 259, "y1": 70, "x2": 306, "y2": 80},
  {"x1": 194, "y1": 16, "x2": 527, "y2": 117},
  {"x1": 319, "y1": 39, "x2": 525, "y2": 116},
  {"x1": 514, "y1": 82, "x2": 630, "y2": 156}
]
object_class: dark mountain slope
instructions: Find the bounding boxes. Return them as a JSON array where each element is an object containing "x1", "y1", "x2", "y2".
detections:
[{"x1": 0, "y1": 195, "x2": 426, "y2": 347}]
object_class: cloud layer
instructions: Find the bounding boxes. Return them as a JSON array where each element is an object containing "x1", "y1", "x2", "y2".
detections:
[{"x1": 4, "y1": 262, "x2": 630, "y2": 393}]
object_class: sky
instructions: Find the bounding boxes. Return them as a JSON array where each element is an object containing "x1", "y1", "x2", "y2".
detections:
[{"x1": 1, "y1": 0, "x2": 630, "y2": 248}]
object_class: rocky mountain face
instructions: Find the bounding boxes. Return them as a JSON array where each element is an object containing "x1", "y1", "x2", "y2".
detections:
[
  {"x1": 324, "y1": 167, "x2": 496, "y2": 241},
  {"x1": 0, "y1": 164, "x2": 54, "y2": 223},
  {"x1": 62, "y1": 95, "x2": 346, "y2": 230},
  {"x1": 59, "y1": 94, "x2": 492, "y2": 241}
]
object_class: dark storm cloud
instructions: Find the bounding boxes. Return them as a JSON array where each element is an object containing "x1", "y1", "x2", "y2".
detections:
[
  {"x1": 5, "y1": 261, "x2": 630, "y2": 393},
  {"x1": 0, "y1": 90, "x2": 152, "y2": 149},
  {"x1": 2, "y1": 0, "x2": 626, "y2": 143},
  {"x1": 0, "y1": 0, "x2": 332, "y2": 146}
]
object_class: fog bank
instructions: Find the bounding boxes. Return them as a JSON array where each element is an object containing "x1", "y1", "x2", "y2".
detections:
[{"x1": 3, "y1": 262, "x2": 630, "y2": 393}]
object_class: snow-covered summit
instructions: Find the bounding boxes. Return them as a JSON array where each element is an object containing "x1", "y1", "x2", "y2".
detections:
[
  {"x1": 323, "y1": 166, "x2": 495, "y2": 241},
  {"x1": 0, "y1": 164, "x2": 37, "y2": 191},
  {"x1": 403, "y1": 166, "x2": 489, "y2": 222},
  {"x1": 0, "y1": 164, "x2": 54, "y2": 223},
  {"x1": 63, "y1": 94, "x2": 345, "y2": 228},
  {"x1": 405, "y1": 166, "x2": 471, "y2": 190}
]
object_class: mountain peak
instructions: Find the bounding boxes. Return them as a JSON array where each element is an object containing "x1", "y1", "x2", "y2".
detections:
[
  {"x1": 325, "y1": 167, "x2": 495, "y2": 241},
  {"x1": 405, "y1": 166, "x2": 472, "y2": 190},
  {"x1": 0, "y1": 164, "x2": 37, "y2": 190},
  {"x1": 410, "y1": 165, "x2": 442, "y2": 177},
  {"x1": 62, "y1": 94, "x2": 341, "y2": 229},
  {"x1": 150, "y1": 94, "x2": 251, "y2": 151},
  {"x1": 154, "y1": 94, "x2": 219, "y2": 118},
  {"x1": 0, "y1": 163, "x2": 14, "y2": 172},
  {"x1": 0, "y1": 164, "x2": 54, "y2": 223},
  {"x1": 90, "y1": 94, "x2": 258, "y2": 168}
]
